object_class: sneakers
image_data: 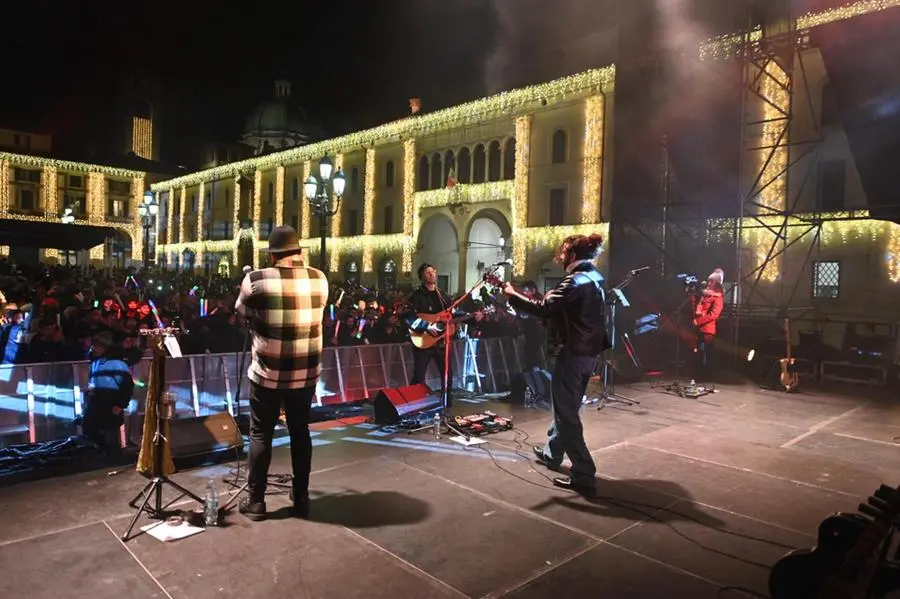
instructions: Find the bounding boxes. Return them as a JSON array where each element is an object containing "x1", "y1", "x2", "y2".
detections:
[
  {"x1": 532, "y1": 446, "x2": 561, "y2": 471},
  {"x1": 238, "y1": 497, "x2": 266, "y2": 522}
]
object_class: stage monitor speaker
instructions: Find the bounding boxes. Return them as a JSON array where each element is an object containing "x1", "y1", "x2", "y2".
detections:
[
  {"x1": 373, "y1": 383, "x2": 441, "y2": 425},
  {"x1": 167, "y1": 412, "x2": 243, "y2": 458}
]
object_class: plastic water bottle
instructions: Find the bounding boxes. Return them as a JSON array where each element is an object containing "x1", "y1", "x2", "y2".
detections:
[
  {"x1": 432, "y1": 413, "x2": 441, "y2": 439},
  {"x1": 204, "y1": 479, "x2": 219, "y2": 526}
]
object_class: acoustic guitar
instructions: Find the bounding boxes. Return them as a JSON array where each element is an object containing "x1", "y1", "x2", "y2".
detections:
[
  {"x1": 779, "y1": 317, "x2": 800, "y2": 392},
  {"x1": 409, "y1": 306, "x2": 495, "y2": 350},
  {"x1": 768, "y1": 484, "x2": 900, "y2": 599}
]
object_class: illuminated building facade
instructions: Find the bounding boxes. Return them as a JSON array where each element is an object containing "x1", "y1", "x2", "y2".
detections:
[
  {"x1": 0, "y1": 152, "x2": 147, "y2": 265},
  {"x1": 151, "y1": 0, "x2": 900, "y2": 323}
]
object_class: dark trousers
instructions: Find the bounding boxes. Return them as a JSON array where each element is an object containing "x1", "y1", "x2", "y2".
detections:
[
  {"x1": 82, "y1": 394, "x2": 124, "y2": 456},
  {"x1": 543, "y1": 354, "x2": 597, "y2": 485},
  {"x1": 694, "y1": 333, "x2": 715, "y2": 382},
  {"x1": 411, "y1": 346, "x2": 452, "y2": 407},
  {"x1": 247, "y1": 382, "x2": 315, "y2": 502}
]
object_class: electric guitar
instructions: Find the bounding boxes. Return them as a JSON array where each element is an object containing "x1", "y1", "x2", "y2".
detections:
[
  {"x1": 779, "y1": 317, "x2": 800, "y2": 392},
  {"x1": 409, "y1": 306, "x2": 495, "y2": 350},
  {"x1": 769, "y1": 484, "x2": 900, "y2": 599}
]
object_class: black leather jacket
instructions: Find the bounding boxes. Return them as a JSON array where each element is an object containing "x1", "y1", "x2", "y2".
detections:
[{"x1": 508, "y1": 261, "x2": 610, "y2": 357}]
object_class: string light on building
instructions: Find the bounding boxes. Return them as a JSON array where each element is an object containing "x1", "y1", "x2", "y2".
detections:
[
  {"x1": 329, "y1": 154, "x2": 345, "y2": 241},
  {"x1": 402, "y1": 139, "x2": 417, "y2": 273},
  {"x1": 363, "y1": 149, "x2": 377, "y2": 272},
  {"x1": 231, "y1": 173, "x2": 241, "y2": 266},
  {"x1": 300, "y1": 161, "x2": 312, "y2": 239},
  {"x1": 0, "y1": 159, "x2": 9, "y2": 212},
  {"x1": 512, "y1": 115, "x2": 532, "y2": 276},
  {"x1": 581, "y1": 95, "x2": 605, "y2": 224},
  {"x1": 699, "y1": 0, "x2": 900, "y2": 59},
  {"x1": 178, "y1": 186, "x2": 187, "y2": 247},
  {"x1": 131, "y1": 117, "x2": 153, "y2": 159},
  {"x1": 87, "y1": 173, "x2": 105, "y2": 225},
  {"x1": 195, "y1": 181, "x2": 205, "y2": 265},
  {"x1": 41, "y1": 166, "x2": 58, "y2": 218},
  {"x1": 275, "y1": 166, "x2": 285, "y2": 227},
  {"x1": 149, "y1": 66, "x2": 615, "y2": 193},
  {"x1": 797, "y1": 0, "x2": 900, "y2": 30},
  {"x1": 414, "y1": 181, "x2": 514, "y2": 209},
  {"x1": 252, "y1": 170, "x2": 262, "y2": 267},
  {"x1": 754, "y1": 58, "x2": 791, "y2": 282}
]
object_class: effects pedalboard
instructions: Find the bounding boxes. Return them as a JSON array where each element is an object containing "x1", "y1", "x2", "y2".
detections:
[
  {"x1": 452, "y1": 411, "x2": 513, "y2": 436},
  {"x1": 655, "y1": 380, "x2": 717, "y2": 399},
  {"x1": 398, "y1": 411, "x2": 514, "y2": 435}
]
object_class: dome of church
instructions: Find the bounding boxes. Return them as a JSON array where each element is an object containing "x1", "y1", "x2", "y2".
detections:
[{"x1": 243, "y1": 80, "x2": 312, "y2": 153}]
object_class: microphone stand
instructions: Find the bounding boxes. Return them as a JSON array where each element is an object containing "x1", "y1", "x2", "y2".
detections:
[
  {"x1": 595, "y1": 269, "x2": 643, "y2": 409},
  {"x1": 417, "y1": 266, "x2": 502, "y2": 439}
]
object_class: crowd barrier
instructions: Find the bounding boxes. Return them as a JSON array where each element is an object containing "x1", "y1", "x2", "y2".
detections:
[{"x1": 0, "y1": 336, "x2": 526, "y2": 448}]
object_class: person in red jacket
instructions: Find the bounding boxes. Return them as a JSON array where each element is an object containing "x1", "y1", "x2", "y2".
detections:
[{"x1": 691, "y1": 269, "x2": 725, "y2": 381}]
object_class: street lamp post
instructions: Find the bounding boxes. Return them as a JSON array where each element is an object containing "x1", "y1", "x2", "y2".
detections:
[
  {"x1": 304, "y1": 155, "x2": 346, "y2": 275},
  {"x1": 138, "y1": 191, "x2": 159, "y2": 268},
  {"x1": 60, "y1": 207, "x2": 76, "y2": 266}
]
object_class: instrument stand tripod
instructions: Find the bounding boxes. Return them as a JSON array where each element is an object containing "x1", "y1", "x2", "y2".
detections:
[
  {"x1": 122, "y1": 329, "x2": 203, "y2": 541},
  {"x1": 593, "y1": 270, "x2": 642, "y2": 410}
]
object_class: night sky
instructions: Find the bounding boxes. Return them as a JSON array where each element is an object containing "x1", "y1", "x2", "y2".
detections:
[{"x1": 0, "y1": 0, "x2": 846, "y2": 168}]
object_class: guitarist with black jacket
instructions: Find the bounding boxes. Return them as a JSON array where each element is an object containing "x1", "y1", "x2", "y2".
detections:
[
  {"x1": 501, "y1": 234, "x2": 610, "y2": 494},
  {"x1": 403, "y1": 263, "x2": 458, "y2": 406}
]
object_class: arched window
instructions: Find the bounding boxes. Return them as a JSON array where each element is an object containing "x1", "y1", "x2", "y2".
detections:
[
  {"x1": 385, "y1": 160, "x2": 395, "y2": 188},
  {"x1": 488, "y1": 140, "x2": 502, "y2": 181},
  {"x1": 473, "y1": 144, "x2": 486, "y2": 183},
  {"x1": 343, "y1": 260, "x2": 360, "y2": 285},
  {"x1": 457, "y1": 147, "x2": 472, "y2": 184},
  {"x1": 503, "y1": 138, "x2": 516, "y2": 180},
  {"x1": 430, "y1": 152, "x2": 443, "y2": 190},
  {"x1": 551, "y1": 129, "x2": 567, "y2": 164},
  {"x1": 379, "y1": 258, "x2": 398, "y2": 290},
  {"x1": 444, "y1": 150, "x2": 456, "y2": 183},
  {"x1": 417, "y1": 155, "x2": 430, "y2": 191}
]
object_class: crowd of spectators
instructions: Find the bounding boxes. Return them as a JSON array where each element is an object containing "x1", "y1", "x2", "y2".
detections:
[{"x1": 0, "y1": 259, "x2": 528, "y2": 367}]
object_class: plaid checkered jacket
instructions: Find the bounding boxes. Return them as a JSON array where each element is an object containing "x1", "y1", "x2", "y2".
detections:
[{"x1": 235, "y1": 256, "x2": 329, "y2": 390}]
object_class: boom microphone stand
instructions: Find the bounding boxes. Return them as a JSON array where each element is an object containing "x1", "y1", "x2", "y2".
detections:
[{"x1": 595, "y1": 268, "x2": 644, "y2": 409}]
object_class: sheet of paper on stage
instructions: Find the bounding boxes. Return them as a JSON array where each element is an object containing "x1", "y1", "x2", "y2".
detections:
[
  {"x1": 449, "y1": 435, "x2": 486, "y2": 447},
  {"x1": 140, "y1": 520, "x2": 205, "y2": 542}
]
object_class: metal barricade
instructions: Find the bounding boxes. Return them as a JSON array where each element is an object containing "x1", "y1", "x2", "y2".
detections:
[{"x1": 0, "y1": 336, "x2": 526, "y2": 448}]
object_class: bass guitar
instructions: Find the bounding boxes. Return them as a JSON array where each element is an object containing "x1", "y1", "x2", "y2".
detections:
[
  {"x1": 769, "y1": 483, "x2": 900, "y2": 599},
  {"x1": 779, "y1": 317, "x2": 800, "y2": 392},
  {"x1": 409, "y1": 306, "x2": 496, "y2": 350}
]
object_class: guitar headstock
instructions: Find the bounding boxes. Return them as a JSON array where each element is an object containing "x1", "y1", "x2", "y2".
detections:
[{"x1": 482, "y1": 272, "x2": 503, "y2": 288}]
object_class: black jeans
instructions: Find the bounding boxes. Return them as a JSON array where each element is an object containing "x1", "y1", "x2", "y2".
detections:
[
  {"x1": 411, "y1": 346, "x2": 452, "y2": 407},
  {"x1": 694, "y1": 333, "x2": 715, "y2": 382},
  {"x1": 247, "y1": 382, "x2": 315, "y2": 502},
  {"x1": 542, "y1": 354, "x2": 597, "y2": 486}
]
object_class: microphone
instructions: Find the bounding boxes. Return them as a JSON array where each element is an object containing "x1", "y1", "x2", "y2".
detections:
[
  {"x1": 488, "y1": 259, "x2": 512, "y2": 268},
  {"x1": 630, "y1": 266, "x2": 650, "y2": 276},
  {"x1": 242, "y1": 265, "x2": 252, "y2": 276}
]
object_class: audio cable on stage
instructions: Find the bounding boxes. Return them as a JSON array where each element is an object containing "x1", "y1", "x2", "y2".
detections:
[{"x1": 477, "y1": 426, "x2": 797, "y2": 575}]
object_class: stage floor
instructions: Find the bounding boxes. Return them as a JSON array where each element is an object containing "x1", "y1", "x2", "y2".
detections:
[{"x1": 1, "y1": 378, "x2": 897, "y2": 599}]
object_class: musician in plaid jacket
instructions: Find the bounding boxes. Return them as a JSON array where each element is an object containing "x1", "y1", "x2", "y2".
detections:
[{"x1": 234, "y1": 226, "x2": 328, "y2": 521}]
